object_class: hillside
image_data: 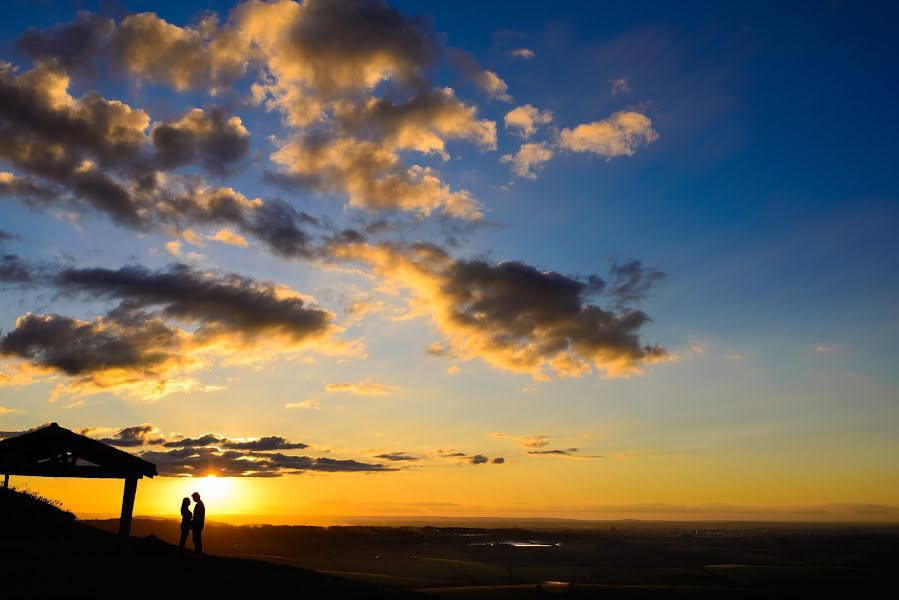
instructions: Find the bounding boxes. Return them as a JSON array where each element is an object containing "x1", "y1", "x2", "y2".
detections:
[{"x1": 0, "y1": 487, "x2": 413, "y2": 597}]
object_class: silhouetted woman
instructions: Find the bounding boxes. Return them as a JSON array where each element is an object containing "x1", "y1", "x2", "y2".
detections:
[{"x1": 179, "y1": 497, "x2": 192, "y2": 550}]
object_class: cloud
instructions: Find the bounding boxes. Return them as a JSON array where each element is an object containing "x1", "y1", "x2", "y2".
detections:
[
  {"x1": 209, "y1": 227, "x2": 250, "y2": 247},
  {"x1": 165, "y1": 240, "x2": 183, "y2": 256},
  {"x1": 609, "y1": 78, "x2": 631, "y2": 95},
  {"x1": 519, "y1": 435, "x2": 550, "y2": 448},
  {"x1": 142, "y1": 447, "x2": 392, "y2": 477},
  {"x1": 0, "y1": 172, "x2": 57, "y2": 206},
  {"x1": 501, "y1": 142, "x2": 554, "y2": 179},
  {"x1": 234, "y1": 0, "x2": 437, "y2": 101},
  {"x1": 285, "y1": 399, "x2": 320, "y2": 410},
  {"x1": 510, "y1": 48, "x2": 535, "y2": 60},
  {"x1": 504, "y1": 104, "x2": 553, "y2": 138},
  {"x1": 269, "y1": 117, "x2": 488, "y2": 221},
  {"x1": 330, "y1": 242, "x2": 670, "y2": 380},
  {"x1": 558, "y1": 111, "x2": 659, "y2": 158},
  {"x1": 8, "y1": 4, "x2": 502, "y2": 225},
  {"x1": 326, "y1": 381, "x2": 398, "y2": 396},
  {"x1": 0, "y1": 406, "x2": 21, "y2": 415},
  {"x1": 0, "y1": 254, "x2": 32, "y2": 283},
  {"x1": 162, "y1": 432, "x2": 308, "y2": 451},
  {"x1": 52, "y1": 263, "x2": 337, "y2": 347},
  {"x1": 17, "y1": 12, "x2": 115, "y2": 72},
  {"x1": 0, "y1": 310, "x2": 201, "y2": 401},
  {"x1": 426, "y1": 342, "x2": 448, "y2": 356},
  {"x1": 5, "y1": 420, "x2": 391, "y2": 477},
  {"x1": 527, "y1": 447, "x2": 602, "y2": 459},
  {"x1": 150, "y1": 108, "x2": 250, "y2": 176},
  {"x1": 111, "y1": 13, "x2": 251, "y2": 92},
  {"x1": 607, "y1": 259, "x2": 667, "y2": 306},
  {"x1": 501, "y1": 110, "x2": 657, "y2": 179},
  {"x1": 0, "y1": 423, "x2": 51, "y2": 439},
  {"x1": 527, "y1": 448, "x2": 579, "y2": 456},
  {"x1": 0, "y1": 263, "x2": 350, "y2": 400},
  {"x1": 80, "y1": 423, "x2": 166, "y2": 447},
  {"x1": 0, "y1": 63, "x2": 318, "y2": 257},
  {"x1": 238, "y1": 1, "x2": 495, "y2": 221},
  {"x1": 436, "y1": 449, "x2": 506, "y2": 465},
  {"x1": 449, "y1": 49, "x2": 512, "y2": 102},
  {"x1": 0, "y1": 62, "x2": 154, "y2": 226},
  {"x1": 0, "y1": 229, "x2": 21, "y2": 242},
  {"x1": 18, "y1": 11, "x2": 250, "y2": 91},
  {"x1": 374, "y1": 452, "x2": 419, "y2": 462}
]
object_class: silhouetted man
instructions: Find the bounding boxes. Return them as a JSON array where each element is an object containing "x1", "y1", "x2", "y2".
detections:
[{"x1": 191, "y1": 491, "x2": 205, "y2": 554}]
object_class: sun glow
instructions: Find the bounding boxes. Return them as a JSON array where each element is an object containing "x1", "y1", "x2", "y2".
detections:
[{"x1": 181, "y1": 476, "x2": 240, "y2": 513}]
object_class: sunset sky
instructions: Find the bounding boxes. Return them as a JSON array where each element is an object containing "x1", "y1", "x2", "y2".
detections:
[{"x1": 1, "y1": 0, "x2": 897, "y2": 522}]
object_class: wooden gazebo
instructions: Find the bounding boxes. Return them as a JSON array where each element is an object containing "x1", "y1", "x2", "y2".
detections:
[{"x1": 0, "y1": 423, "x2": 157, "y2": 537}]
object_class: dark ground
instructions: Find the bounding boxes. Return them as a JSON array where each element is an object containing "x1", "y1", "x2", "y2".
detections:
[
  {"x1": 86, "y1": 513, "x2": 898, "y2": 598},
  {"x1": 2, "y1": 487, "x2": 897, "y2": 598}
]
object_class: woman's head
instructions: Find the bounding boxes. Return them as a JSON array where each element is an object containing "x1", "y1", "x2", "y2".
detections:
[{"x1": 182, "y1": 497, "x2": 190, "y2": 508}]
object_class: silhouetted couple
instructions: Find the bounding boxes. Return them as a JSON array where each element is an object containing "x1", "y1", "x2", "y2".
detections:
[{"x1": 179, "y1": 492, "x2": 205, "y2": 554}]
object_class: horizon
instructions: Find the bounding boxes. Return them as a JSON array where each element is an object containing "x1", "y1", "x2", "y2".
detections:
[{"x1": 2, "y1": 0, "x2": 898, "y2": 527}]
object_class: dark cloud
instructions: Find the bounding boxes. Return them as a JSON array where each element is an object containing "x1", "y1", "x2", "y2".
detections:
[
  {"x1": 0, "y1": 423, "x2": 51, "y2": 440},
  {"x1": 0, "y1": 62, "x2": 318, "y2": 255},
  {"x1": 437, "y1": 450, "x2": 466, "y2": 458},
  {"x1": 0, "y1": 255, "x2": 31, "y2": 283},
  {"x1": 0, "y1": 264, "x2": 342, "y2": 399},
  {"x1": 140, "y1": 447, "x2": 394, "y2": 477},
  {"x1": 17, "y1": 11, "x2": 249, "y2": 91},
  {"x1": 234, "y1": 0, "x2": 438, "y2": 97},
  {"x1": 151, "y1": 108, "x2": 250, "y2": 176},
  {"x1": 17, "y1": 12, "x2": 114, "y2": 72},
  {"x1": 0, "y1": 62, "x2": 149, "y2": 170},
  {"x1": 0, "y1": 172, "x2": 58, "y2": 208},
  {"x1": 163, "y1": 434, "x2": 225, "y2": 448},
  {"x1": 53, "y1": 263, "x2": 334, "y2": 344},
  {"x1": 528, "y1": 448, "x2": 579, "y2": 456},
  {"x1": 527, "y1": 448, "x2": 602, "y2": 458},
  {"x1": 0, "y1": 310, "x2": 185, "y2": 378},
  {"x1": 437, "y1": 449, "x2": 505, "y2": 465},
  {"x1": 0, "y1": 229, "x2": 21, "y2": 242},
  {"x1": 338, "y1": 242, "x2": 669, "y2": 378},
  {"x1": 164, "y1": 433, "x2": 308, "y2": 451},
  {"x1": 81, "y1": 424, "x2": 166, "y2": 447},
  {"x1": 223, "y1": 436, "x2": 309, "y2": 451},
  {"x1": 374, "y1": 452, "x2": 419, "y2": 462},
  {"x1": 447, "y1": 48, "x2": 511, "y2": 102},
  {"x1": 608, "y1": 259, "x2": 666, "y2": 306}
]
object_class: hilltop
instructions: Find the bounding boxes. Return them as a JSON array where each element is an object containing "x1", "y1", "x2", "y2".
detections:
[{"x1": 0, "y1": 487, "x2": 412, "y2": 598}]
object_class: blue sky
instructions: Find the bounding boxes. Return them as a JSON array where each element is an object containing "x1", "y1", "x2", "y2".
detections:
[{"x1": 0, "y1": 0, "x2": 897, "y2": 518}]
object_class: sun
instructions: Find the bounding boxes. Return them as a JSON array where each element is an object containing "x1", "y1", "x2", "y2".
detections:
[{"x1": 188, "y1": 475, "x2": 236, "y2": 510}]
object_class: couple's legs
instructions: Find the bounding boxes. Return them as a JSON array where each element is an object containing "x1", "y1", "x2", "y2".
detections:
[
  {"x1": 179, "y1": 529, "x2": 188, "y2": 550},
  {"x1": 192, "y1": 528, "x2": 203, "y2": 554}
]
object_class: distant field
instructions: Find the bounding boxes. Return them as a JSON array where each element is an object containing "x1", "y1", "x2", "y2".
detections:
[{"x1": 81, "y1": 517, "x2": 898, "y2": 597}]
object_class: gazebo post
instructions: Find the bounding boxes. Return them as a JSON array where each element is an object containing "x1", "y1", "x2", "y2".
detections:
[
  {"x1": 119, "y1": 476, "x2": 138, "y2": 538},
  {"x1": 3, "y1": 473, "x2": 8, "y2": 488}
]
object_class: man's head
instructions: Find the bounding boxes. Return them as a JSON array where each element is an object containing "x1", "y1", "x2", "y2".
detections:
[{"x1": 191, "y1": 492, "x2": 201, "y2": 502}]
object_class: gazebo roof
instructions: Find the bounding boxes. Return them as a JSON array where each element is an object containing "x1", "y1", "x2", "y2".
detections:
[{"x1": 0, "y1": 423, "x2": 157, "y2": 479}]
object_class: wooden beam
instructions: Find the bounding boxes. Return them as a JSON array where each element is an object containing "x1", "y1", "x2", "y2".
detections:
[
  {"x1": 118, "y1": 477, "x2": 138, "y2": 538},
  {"x1": 3, "y1": 473, "x2": 8, "y2": 488},
  {"x1": 0, "y1": 465, "x2": 143, "y2": 479}
]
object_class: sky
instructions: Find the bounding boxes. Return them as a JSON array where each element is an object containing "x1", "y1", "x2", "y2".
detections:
[{"x1": 1, "y1": 0, "x2": 897, "y2": 523}]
